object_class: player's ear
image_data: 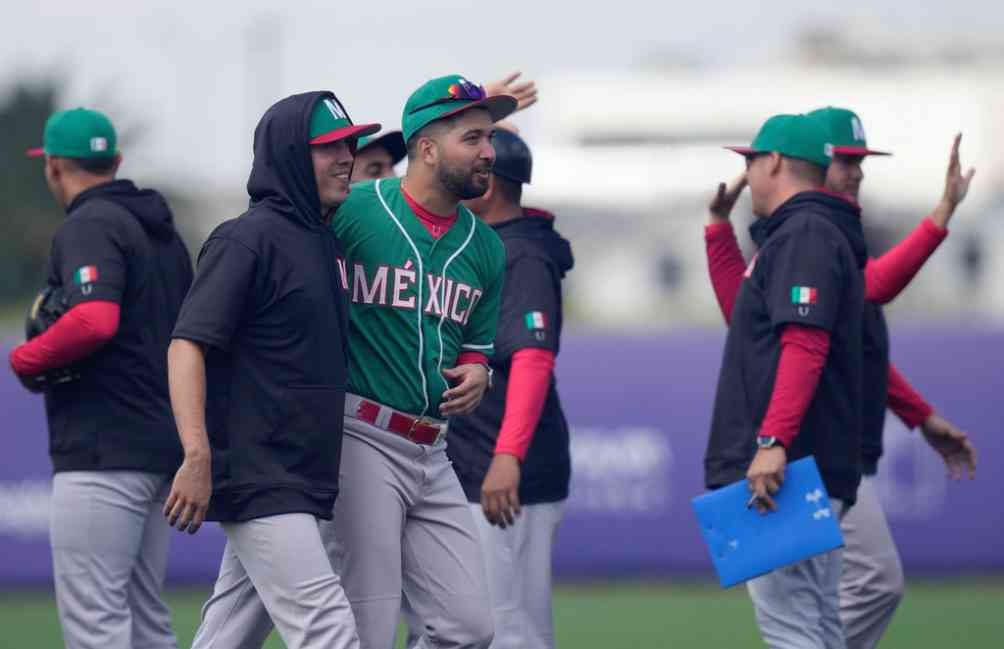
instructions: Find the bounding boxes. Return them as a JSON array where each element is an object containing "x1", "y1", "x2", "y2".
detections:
[
  {"x1": 768, "y1": 152, "x2": 783, "y2": 177},
  {"x1": 418, "y1": 135, "x2": 439, "y2": 167}
]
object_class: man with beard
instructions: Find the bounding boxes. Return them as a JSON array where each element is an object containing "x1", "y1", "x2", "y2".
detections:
[
  {"x1": 165, "y1": 91, "x2": 379, "y2": 649},
  {"x1": 191, "y1": 75, "x2": 516, "y2": 649}
]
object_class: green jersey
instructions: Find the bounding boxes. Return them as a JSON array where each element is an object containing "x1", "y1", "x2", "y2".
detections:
[{"x1": 332, "y1": 177, "x2": 506, "y2": 417}]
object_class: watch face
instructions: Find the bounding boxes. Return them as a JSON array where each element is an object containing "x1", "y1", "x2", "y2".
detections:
[{"x1": 757, "y1": 436, "x2": 777, "y2": 449}]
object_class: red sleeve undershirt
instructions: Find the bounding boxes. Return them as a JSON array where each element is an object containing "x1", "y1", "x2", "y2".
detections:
[
  {"x1": 704, "y1": 222, "x2": 747, "y2": 324},
  {"x1": 494, "y1": 348, "x2": 555, "y2": 461},
  {"x1": 9, "y1": 301, "x2": 121, "y2": 376},
  {"x1": 886, "y1": 362, "x2": 934, "y2": 429},
  {"x1": 864, "y1": 217, "x2": 947, "y2": 304},
  {"x1": 401, "y1": 185, "x2": 458, "y2": 239},
  {"x1": 759, "y1": 324, "x2": 831, "y2": 448},
  {"x1": 705, "y1": 218, "x2": 949, "y2": 319},
  {"x1": 456, "y1": 351, "x2": 489, "y2": 367}
]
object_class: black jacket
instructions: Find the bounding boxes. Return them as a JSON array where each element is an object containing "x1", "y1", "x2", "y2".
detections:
[
  {"x1": 45, "y1": 179, "x2": 193, "y2": 474},
  {"x1": 861, "y1": 302, "x2": 889, "y2": 475},
  {"x1": 448, "y1": 210, "x2": 574, "y2": 504},
  {"x1": 172, "y1": 92, "x2": 351, "y2": 522},
  {"x1": 705, "y1": 191, "x2": 867, "y2": 505}
]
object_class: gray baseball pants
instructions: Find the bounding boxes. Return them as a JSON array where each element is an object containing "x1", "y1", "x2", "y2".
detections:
[
  {"x1": 838, "y1": 477, "x2": 905, "y2": 649},
  {"x1": 50, "y1": 470, "x2": 177, "y2": 649},
  {"x1": 190, "y1": 414, "x2": 493, "y2": 649},
  {"x1": 191, "y1": 513, "x2": 360, "y2": 649},
  {"x1": 746, "y1": 499, "x2": 848, "y2": 649}
]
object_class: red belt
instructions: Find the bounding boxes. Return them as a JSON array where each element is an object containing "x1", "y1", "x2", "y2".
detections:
[{"x1": 351, "y1": 397, "x2": 445, "y2": 445}]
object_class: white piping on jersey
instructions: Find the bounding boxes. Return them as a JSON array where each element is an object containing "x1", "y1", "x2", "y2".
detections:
[
  {"x1": 461, "y1": 343, "x2": 494, "y2": 350},
  {"x1": 375, "y1": 179, "x2": 429, "y2": 416},
  {"x1": 436, "y1": 207, "x2": 478, "y2": 386}
]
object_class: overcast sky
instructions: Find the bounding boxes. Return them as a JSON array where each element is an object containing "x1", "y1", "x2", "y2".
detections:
[{"x1": 2, "y1": 0, "x2": 1001, "y2": 190}]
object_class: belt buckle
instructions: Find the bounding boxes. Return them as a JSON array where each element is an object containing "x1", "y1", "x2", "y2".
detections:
[{"x1": 407, "y1": 415, "x2": 441, "y2": 444}]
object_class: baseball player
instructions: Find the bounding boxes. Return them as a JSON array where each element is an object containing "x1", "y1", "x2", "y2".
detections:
[
  {"x1": 351, "y1": 130, "x2": 407, "y2": 182},
  {"x1": 810, "y1": 107, "x2": 977, "y2": 649},
  {"x1": 165, "y1": 91, "x2": 380, "y2": 649},
  {"x1": 707, "y1": 113, "x2": 867, "y2": 649},
  {"x1": 348, "y1": 71, "x2": 537, "y2": 185},
  {"x1": 9, "y1": 108, "x2": 193, "y2": 649},
  {"x1": 447, "y1": 128, "x2": 574, "y2": 649},
  {"x1": 704, "y1": 108, "x2": 978, "y2": 649},
  {"x1": 187, "y1": 74, "x2": 516, "y2": 649}
]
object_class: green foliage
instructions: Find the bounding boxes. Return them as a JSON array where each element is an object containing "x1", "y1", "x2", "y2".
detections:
[{"x1": 0, "y1": 82, "x2": 63, "y2": 305}]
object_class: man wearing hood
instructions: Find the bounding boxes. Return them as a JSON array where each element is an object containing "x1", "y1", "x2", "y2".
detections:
[
  {"x1": 706, "y1": 114, "x2": 866, "y2": 649},
  {"x1": 445, "y1": 128, "x2": 574, "y2": 649},
  {"x1": 10, "y1": 108, "x2": 193, "y2": 649},
  {"x1": 164, "y1": 92, "x2": 379, "y2": 649}
]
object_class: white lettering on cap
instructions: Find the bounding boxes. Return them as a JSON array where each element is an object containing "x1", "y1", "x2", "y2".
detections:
[
  {"x1": 851, "y1": 117, "x2": 866, "y2": 142},
  {"x1": 90, "y1": 137, "x2": 108, "y2": 152}
]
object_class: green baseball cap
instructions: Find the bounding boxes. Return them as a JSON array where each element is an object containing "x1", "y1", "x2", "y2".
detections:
[
  {"x1": 357, "y1": 130, "x2": 407, "y2": 165},
  {"x1": 401, "y1": 74, "x2": 517, "y2": 143},
  {"x1": 308, "y1": 96, "x2": 380, "y2": 145},
  {"x1": 27, "y1": 107, "x2": 118, "y2": 159},
  {"x1": 727, "y1": 113, "x2": 834, "y2": 168},
  {"x1": 808, "y1": 106, "x2": 891, "y2": 156}
]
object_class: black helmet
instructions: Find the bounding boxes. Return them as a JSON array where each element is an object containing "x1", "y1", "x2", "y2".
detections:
[{"x1": 491, "y1": 129, "x2": 532, "y2": 185}]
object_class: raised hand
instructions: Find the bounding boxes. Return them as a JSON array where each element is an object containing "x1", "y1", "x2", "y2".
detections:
[
  {"x1": 932, "y1": 134, "x2": 976, "y2": 228},
  {"x1": 485, "y1": 71, "x2": 538, "y2": 114},
  {"x1": 709, "y1": 173, "x2": 748, "y2": 224}
]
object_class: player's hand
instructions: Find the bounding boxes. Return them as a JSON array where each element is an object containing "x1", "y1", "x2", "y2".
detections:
[
  {"x1": 439, "y1": 364, "x2": 489, "y2": 416},
  {"x1": 709, "y1": 173, "x2": 747, "y2": 224},
  {"x1": 485, "y1": 71, "x2": 538, "y2": 113},
  {"x1": 746, "y1": 446, "x2": 786, "y2": 514},
  {"x1": 164, "y1": 450, "x2": 211, "y2": 534},
  {"x1": 481, "y1": 454, "x2": 522, "y2": 528},
  {"x1": 920, "y1": 413, "x2": 977, "y2": 481},
  {"x1": 932, "y1": 133, "x2": 976, "y2": 228}
]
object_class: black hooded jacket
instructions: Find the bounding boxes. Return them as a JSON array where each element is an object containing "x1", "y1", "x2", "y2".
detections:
[
  {"x1": 448, "y1": 210, "x2": 575, "y2": 505},
  {"x1": 172, "y1": 92, "x2": 351, "y2": 522},
  {"x1": 705, "y1": 191, "x2": 866, "y2": 505},
  {"x1": 43, "y1": 179, "x2": 193, "y2": 474}
]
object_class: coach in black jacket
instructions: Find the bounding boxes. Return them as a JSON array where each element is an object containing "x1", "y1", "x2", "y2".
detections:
[
  {"x1": 12, "y1": 107, "x2": 193, "y2": 649},
  {"x1": 445, "y1": 128, "x2": 573, "y2": 649},
  {"x1": 707, "y1": 113, "x2": 865, "y2": 649}
]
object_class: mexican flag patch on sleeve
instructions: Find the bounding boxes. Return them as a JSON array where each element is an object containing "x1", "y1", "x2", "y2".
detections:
[
  {"x1": 74, "y1": 265, "x2": 99, "y2": 284},
  {"x1": 790, "y1": 286, "x2": 817, "y2": 305},
  {"x1": 525, "y1": 311, "x2": 547, "y2": 330}
]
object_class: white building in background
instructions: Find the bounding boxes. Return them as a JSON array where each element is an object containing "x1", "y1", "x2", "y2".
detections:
[{"x1": 521, "y1": 64, "x2": 1004, "y2": 330}]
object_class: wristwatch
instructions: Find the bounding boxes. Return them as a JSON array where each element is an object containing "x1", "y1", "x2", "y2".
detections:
[
  {"x1": 757, "y1": 435, "x2": 780, "y2": 449},
  {"x1": 482, "y1": 364, "x2": 494, "y2": 390}
]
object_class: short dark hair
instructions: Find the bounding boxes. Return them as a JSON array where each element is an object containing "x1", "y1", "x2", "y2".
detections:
[
  {"x1": 494, "y1": 175, "x2": 522, "y2": 205},
  {"x1": 406, "y1": 117, "x2": 457, "y2": 161},
  {"x1": 786, "y1": 157, "x2": 826, "y2": 185},
  {"x1": 63, "y1": 155, "x2": 118, "y2": 176}
]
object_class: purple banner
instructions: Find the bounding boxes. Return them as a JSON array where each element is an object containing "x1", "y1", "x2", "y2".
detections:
[{"x1": 1, "y1": 329, "x2": 1002, "y2": 585}]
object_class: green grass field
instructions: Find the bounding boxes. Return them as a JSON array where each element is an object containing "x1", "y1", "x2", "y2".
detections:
[{"x1": 1, "y1": 579, "x2": 1001, "y2": 648}]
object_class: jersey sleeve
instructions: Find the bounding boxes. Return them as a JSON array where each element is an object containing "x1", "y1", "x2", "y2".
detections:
[
  {"x1": 171, "y1": 236, "x2": 257, "y2": 351},
  {"x1": 461, "y1": 240, "x2": 506, "y2": 358},
  {"x1": 52, "y1": 213, "x2": 128, "y2": 307},
  {"x1": 765, "y1": 230, "x2": 846, "y2": 332},
  {"x1": 494, "y1": 254, "x2": 561, "y2": 360}
]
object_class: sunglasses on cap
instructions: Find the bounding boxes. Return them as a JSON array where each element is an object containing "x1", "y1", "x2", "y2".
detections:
[{"x1": 408, "y1": 81, "x2": 488, "y2": 115}]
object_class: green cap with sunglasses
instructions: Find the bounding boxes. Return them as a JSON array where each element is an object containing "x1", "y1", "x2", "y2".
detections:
[
  {"x1": 401, "y1": 74, "x2": 518, "y2": 143},
  {"x1": 726, "y1": 113, "x2": 834, "y2": 168}
]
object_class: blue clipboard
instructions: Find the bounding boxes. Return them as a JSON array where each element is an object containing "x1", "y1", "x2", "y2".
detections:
[{"x1": 691, "y1": 456, "x2": 844, "y2": 588}]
